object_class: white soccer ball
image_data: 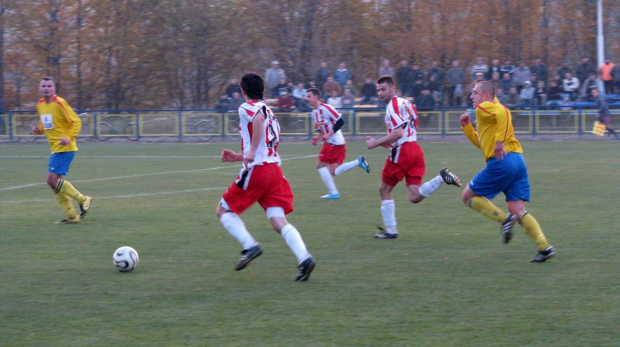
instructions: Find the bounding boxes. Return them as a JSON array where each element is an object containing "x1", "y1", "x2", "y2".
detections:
[{"x1": 113, "y1": 246, "x2": 139, "y2": 272}]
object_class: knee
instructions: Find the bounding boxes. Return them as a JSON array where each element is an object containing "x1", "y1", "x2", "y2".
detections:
[{"x1": 46, "y1": 176, "x2": 57, "y2": 188}]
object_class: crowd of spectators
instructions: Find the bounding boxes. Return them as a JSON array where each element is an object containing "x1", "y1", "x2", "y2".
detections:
[{"x1": 215, "y1": 56, "x2": 620, "y2": 112}]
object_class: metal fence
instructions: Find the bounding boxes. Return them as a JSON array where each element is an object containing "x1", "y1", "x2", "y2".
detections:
[{"x1": 1, "y1": 107, "x2": 618, "y2": 141}]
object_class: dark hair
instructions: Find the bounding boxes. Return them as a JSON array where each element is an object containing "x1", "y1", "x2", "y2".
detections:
[
  {"x1": 240, "y1": 73, "x2": 264, "y2": 100},
  {"x1": 307, "y1": 88, "x2": 320, "y2": 97},
  {"x1": 377, "y1": 76, "x2": 394, "y2": 86}
]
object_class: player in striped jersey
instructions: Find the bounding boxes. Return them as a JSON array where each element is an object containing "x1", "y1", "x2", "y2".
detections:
[
  {"x1": 366, "y1": 76, "x2": 461, "y2": 239},
  {"x1": 216, "y1": 72, "x2": 315, "y2": 281},
  {"x1": 306, "y1": 88, "x2": 370, "y2": 199},
  {"x1": 33, "y1": 77, "x2": 92, "y2": 224}
]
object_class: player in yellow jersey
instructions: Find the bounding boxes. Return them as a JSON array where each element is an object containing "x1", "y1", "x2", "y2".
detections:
[
  {"x1": 33, "y1": 77, "x2": 92, "y2": 224},
  {"x1": 459, "y1": 81, "x2": 554, "y2": 262}
]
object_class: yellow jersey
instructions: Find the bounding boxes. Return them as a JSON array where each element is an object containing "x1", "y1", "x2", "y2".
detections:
[
  {"x1": 462, "y1": 99, "x2": 522, "y2": 161},
  {"x1": 36, "y1": 96, "x2": 81, "y2": 153}
]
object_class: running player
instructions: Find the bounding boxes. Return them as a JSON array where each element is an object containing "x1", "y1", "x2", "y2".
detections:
[
  {"x1": 366, "y1": 76, "x2": 461, "y2": 239},
  {"x1": 306, "y1": 88, "x2": 369, "y2": 199},
  {"x1": 215, "y1": 72, "x2": 315, "y2": 281},
  {"x1": 459, "y1": 80, "x2": 555, "y2": 262}
]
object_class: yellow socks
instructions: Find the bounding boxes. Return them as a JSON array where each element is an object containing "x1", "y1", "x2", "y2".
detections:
[
  {"x1": 54, "y1": 191, "x2": 78, "y2": 218},
  {"x1": 55, "y1": 179, "x2": 85, "y2": 203},
  {"x1": 468, "y1": 196, "x2": 507, "y2": 223},
  {"x1": 519, "y1": 212, "x2": 550, "y2": 251}
]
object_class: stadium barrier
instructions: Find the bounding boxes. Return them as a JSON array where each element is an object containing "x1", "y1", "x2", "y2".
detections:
[{"x1": 1, "y1": 107, "x2": 618, "y2": 141}]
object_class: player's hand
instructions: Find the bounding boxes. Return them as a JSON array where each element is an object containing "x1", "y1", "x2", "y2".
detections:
[
  {"x1": 311, "y1": 137, "x2": 318, "y2": 146},
  {"x1": 32, "y1": 126, "x2": 41, "y2": 135},
  {"x1": 59, "y1": 137, "x2": 70, "y2": 145},
  {"x1": 460, "y1": 113, "x2": 471, "y2": 127},
  {"x1": 243, "y1": 150, "x2": 256, "y2": 168},
  {"x1": 323, "y1": 131, "x2": 333, "y2": 142},
  {"x1": 494, "y1": 141, "x2": 506, "y2": 161},
  {"x1": 366, "y1": 136, "x2": 377, "y2": 149},
  {"x1": 220, "y1": 149, "x2": 237, "y2": 162}
]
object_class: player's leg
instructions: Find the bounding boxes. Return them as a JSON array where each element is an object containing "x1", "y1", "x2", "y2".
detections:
[
  {"x1": 47, "y1": 152, "x2": 92, "y2": 219},
  {"x1": 263, "y1": 169, "x2": 315, "y2": 281},
  {"x1": 375, "y1": 181, "x2": 398, "y2": 239},
  {"x1": 216, "y1": 201, "x2": 262, "y2": 271},
  {"x1": 410, "y1": 168, "x2": 462, "y2": 203},
  {"x1": 317, "y1": 160, "x2": 339, "y2": 198},
  {"x1": 334, "y1": 156, "x2": 370, "y2": 175}
]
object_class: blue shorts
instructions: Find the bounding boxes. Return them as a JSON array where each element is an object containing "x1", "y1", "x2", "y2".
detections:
[
  {"x1": 48, "y1": 151, "x2": 76, "y2": 175},
  {"x1": 469, "y1": 152, "x2": 531, "y2": 202}
]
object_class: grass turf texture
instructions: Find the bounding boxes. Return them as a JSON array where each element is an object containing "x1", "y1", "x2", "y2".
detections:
[{"x1": 0, "y1": 140, "x2": 618, "y2": 346}]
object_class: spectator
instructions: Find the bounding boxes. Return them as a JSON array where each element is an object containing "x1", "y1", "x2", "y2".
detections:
[
  {"x1": 427, "y1": 75, "x2": 442, "y2": 105},
  {"x1": 485, "y1": 59, "x2": 501, "y2": 80},
  {"x1": 489, "y1": 71, "x2": 501, "y2": 90},
  {"x1": 315, "y1": 61, "x2": 330, "y2": 94},
  {"x1": 216, "y1": 93, "x2": 231, "y2": 114},
  {"x1": 275, "y1": 78, "x2": 289, "y2": 97},
  {"x1": 551, "y1": 73, "x2": 563, "y2": 89},
  {"x1": 327, "y1": 91, "x2": 342, "y2": 109},
  {"x1": 612, "y1": 57, "x2": 620, "y2": 95},
  {"x1": 505, "y1": 87, "x2": 521, "y2": 108},
  {"x1": 496, "y1": 87, "x2": 509, "y2": 105},
  {"x1": 446, "y1": 60, "x2": 464, "y2": 106},
  {"x1": 546, "y1": 81, "x2": 564, "y2": 107},
  {"x1": 576, "y1": 56, "x2": 595, "y2": 84},
  {"x1": 470, "y1": 57, "x2": 488, "y2": 79},
  {"x1": 341, "y1": 89, "x2": 355, "y2": 108},
  {"x1": 276, "y1": 91, "x2": 294, "y2": 110},
  {"x1": 500, "y1": 72, "x2": 515, "y2": 92},
  {"x1": 306, "y1": 79, "x2": 318, "y2": 90},
  {"x1": 408, "y1": 63, "x2": 425, "y2": 85},
  {"x1": 562, "y1": 72, "x2": 580, "y2": 101},
  {"x1": 599, "y1": 57, "x2": 615, "y2": 95},
  {"x1": 396, "y1": 59, "x2": 412, "y2": 96},
  {"x1": 555, "y1": 60, "x2": 572, "y2": 81},
  {"x1": 512, "y1": 61, "x2": 531, "y2": 92},
  {"x1": 229, "y1": 92, "x2": 244, "y2": 110},
  {"x1": 322, "y1": 76, "x2": 342, "y2": 101},
  {"x1": 415, "y1": 88, "x2": 435, "y2": 110},
  {"x1": 534, "y1": 81, "x2": 547, "y2": 106},
  {"x1": 519, "y1": 81, "x2": 534, "y2": 108},
  {"x1": 499, "y1": 59, "x2": 515, "y2": 77},
  {"x1": 225, "y1": 78, "x2": 241, "y2": 98},
  {"x1": 343, "y1": 79, "x2": 356, "y2": 96},
  {"x1": 446, "y1": 60, "x2": 465, "y2": 106},
  {"x1": 333, "y1": 62, "x2": 351, "y2": 87},
  {"x1": 410, "y1": 79, "x2": 425, "y2": 101},
  {"x1": 580, "y1": 73, "x2": 598, "y2": 101},
  {"x1": 530, "y1": 56, "x2": 548, "y2": 84},
  {"x1": 360, "y1": 77, "x2": 376, "y2": 105},
  {"x1": 426, "y1": 61, "x2": 443, "y2": 84},
  {"x1": 292, "y1": 82, "x2": 308, "y2": 108},
  {"x1": 265, "y1": 60, "x2": 286, "y2": 98},
  {"x1": 473, "y1": 72, "x2": 485, "y2": 82},
  {"x1": 559, "y1": 96, "x2": 573, "y2": 111},
  {"x1": 378, "y1": 59, "x2": 394, "y2": 78}
]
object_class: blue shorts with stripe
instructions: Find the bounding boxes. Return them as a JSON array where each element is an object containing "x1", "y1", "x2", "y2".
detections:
[
  {"x1": 48, "y1": 151, "x2": 76, "y2": 176},
  {"x1": 468, "y1": 152, "x2": 531, "y2": 202}
]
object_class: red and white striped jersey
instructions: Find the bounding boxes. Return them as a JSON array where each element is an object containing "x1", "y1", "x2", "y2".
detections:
[
  {"x1": 237, "y1": 100, "x2": 281, "y2": 168},
  {"x1": 311, "y1": 102, "x2": 345, "y2": 145},
  {"x1": 384, "y1": 96, "x2": 418, "y2": 147}
]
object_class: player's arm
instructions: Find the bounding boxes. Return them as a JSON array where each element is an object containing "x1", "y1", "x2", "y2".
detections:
[
  {"x1": 460, "y1": 113, "x2": 481, "y2": 149},
  {"x1": 243, "y1": 109, "x2": 266, "y2": 168},
  {"x1": 311, "y1": 131, "x2": 324, "y2": 145},
  {"x1": 366, "y1": 124, "x2": 404, "y2": 149},
  {"x1": 324, "y1": 118, "x2": 344, "y2": 142},
  {"x1": 63, "y1": 101, "x2": 82, "y2": 139}
]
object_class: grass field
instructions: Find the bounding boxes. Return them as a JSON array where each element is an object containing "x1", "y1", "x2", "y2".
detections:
[{"x1": 0, "y1": 139, "x2": 618, "y2": 346}]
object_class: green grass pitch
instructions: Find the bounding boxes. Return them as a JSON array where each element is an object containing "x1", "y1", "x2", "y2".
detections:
[{"x1": 0, "y1": 139, "x2": 618, "y2": 346}]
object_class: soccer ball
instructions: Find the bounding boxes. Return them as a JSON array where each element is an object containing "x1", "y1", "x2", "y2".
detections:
[{"x1": 113, "y1": 246, "x2": 139, "y2": 272}]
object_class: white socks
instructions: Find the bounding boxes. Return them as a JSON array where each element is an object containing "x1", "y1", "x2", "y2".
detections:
[
  {"x1": 219, "y1": 212, "x2": 257, "y2": 250},
  {"x1": 418, "y1": 175, "x2": 444, "y2": 198},
  {"x1": 334, "y1": 159, "x2": 358, "y2": 176},
  {"x1": 381, "y1": 200, "x2": 397, "y2": 233},
  {"x1": 318, "y1": 167, "x2": 338, "y2": 195},
  {"x1": 281, "y1": 224, "x2": 310, "y2": 264}
]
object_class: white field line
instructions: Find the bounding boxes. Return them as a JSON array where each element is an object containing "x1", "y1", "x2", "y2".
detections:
[{"x1": 0, "y1": 154, "x2": 318, "y2": 193}]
